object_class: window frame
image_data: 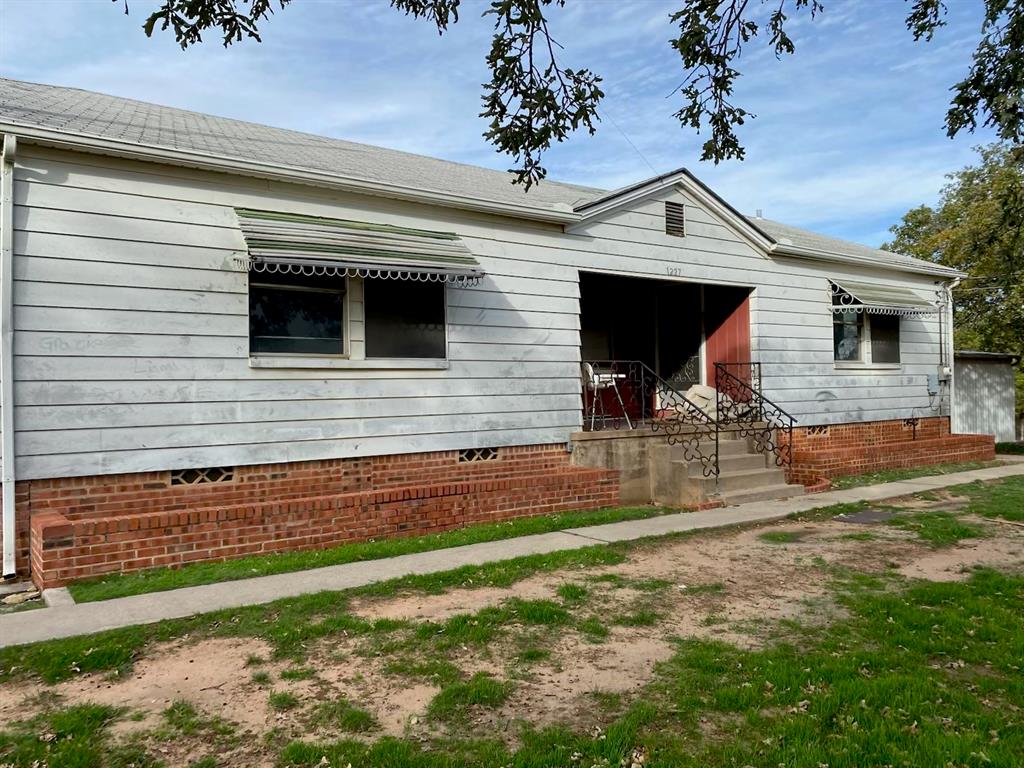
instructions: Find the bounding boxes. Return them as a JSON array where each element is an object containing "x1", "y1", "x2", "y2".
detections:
[
  {"x1": 248, "y1": 273, "x2": 451, "y2": 370},
  {"x1": 363, "y1": 275, "x2": 450, "y2": 361},
  {"x1": 833, "y1": 311, "x2": 903, "y2": 370},
  {"x1": 248, "y1": 274, "x2": 350, "y2": 359}
]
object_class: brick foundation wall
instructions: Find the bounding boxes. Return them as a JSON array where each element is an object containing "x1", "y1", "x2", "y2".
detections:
[
  {"x1": 785, "y1": 416, "x2": 996, "y2": 484},
  {"x1": 8, "y1": 444, "x2": 620, "y2": 589}
]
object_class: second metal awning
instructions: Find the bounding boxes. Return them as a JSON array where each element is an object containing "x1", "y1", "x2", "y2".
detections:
[
  {"x1": 234, "y1": 208, "x2": 485, "y2": 286},
  {"x1": 830, "y1": 279, "x2": 940, "y2": 316}
]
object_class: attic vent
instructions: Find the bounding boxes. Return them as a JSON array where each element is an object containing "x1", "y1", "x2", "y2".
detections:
[
  {"x1": 665, "y1": 202, "x2": 686, "y2": 237},
  {"x1": 459, "y1": 447, "x2": 499, "y2": 463},
  {"x1": 170, "y1": 466, "x2": 235, "y2": 485}
]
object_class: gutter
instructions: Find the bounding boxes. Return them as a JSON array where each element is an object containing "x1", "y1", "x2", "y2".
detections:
[
  {"x1": 0, "y1": 121, "x2": 582, "y2": 227},
  {"x1": 1, "y1": 134, "x2": 15, "y2": 578},
  {"x1": 770, "y1": 242, "x2": 966, "y2": 279}
]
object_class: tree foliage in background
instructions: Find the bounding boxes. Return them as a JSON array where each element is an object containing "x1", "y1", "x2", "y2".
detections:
[
  {"x1": 119, "y1": 0, "x2": 1024, "y2": 188},
  {"x1": 885, "y1": 143, "x2": 1024, "y2": 418}
]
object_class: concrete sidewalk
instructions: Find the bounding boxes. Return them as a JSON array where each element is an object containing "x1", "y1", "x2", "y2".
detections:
[{"x1": 2, "y1": 458, "x2": 1023, "y2": 649}]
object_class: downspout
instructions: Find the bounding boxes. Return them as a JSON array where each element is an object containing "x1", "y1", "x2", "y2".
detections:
[
  {"x1": 945, "y1": 277, "x2": 960, "y2": 431},
  {"x1": 1, "y1": 134, "x2": 15, "y2": 578}
]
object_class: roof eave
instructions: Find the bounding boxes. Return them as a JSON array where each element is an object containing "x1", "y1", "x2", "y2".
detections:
[
  {"x1": 1, "y1": 122, "x2": 582, "y2": 226},
  {"x1": 771, "y1": 242, "x2": 965, "y2": 279}
]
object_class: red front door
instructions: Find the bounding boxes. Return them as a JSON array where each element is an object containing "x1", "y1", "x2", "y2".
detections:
[{"x1": 704, "y1": 287, "x2": 752, "y2": 383}]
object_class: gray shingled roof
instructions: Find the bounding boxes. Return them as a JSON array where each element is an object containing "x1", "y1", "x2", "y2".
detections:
[
  {"x1": 0, "y1": 77, "x2": 600, "y2": 211},
  {"x1": 752, "y1": 218, "x2": 950, "y2": 274},
  {"x1": 0, "y1": 77, "x2": 953, "y2": 276}
]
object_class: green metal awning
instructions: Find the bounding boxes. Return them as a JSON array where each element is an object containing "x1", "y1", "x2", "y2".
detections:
[
  {"x1": 234, "y1": 208, "x2": 484, "y2": 285},
  {"x1": 830, "y1": 279, "x2": 940, "y2": 316}
]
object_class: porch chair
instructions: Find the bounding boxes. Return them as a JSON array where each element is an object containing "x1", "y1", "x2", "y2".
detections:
[{"x1": 581, "y1": 362, "x2": 632, "y2": 431}]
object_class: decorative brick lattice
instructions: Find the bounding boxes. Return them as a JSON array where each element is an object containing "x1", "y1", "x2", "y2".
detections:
[
  {"x1": 807, "y1": 426, "x2": 830, "y2": 436},
  {"x1": 458, "y1": 447, "x2": 499, "y2": 463},
  {"x1": 170, "y1": 466, "x2": 235, "y2": 485}
]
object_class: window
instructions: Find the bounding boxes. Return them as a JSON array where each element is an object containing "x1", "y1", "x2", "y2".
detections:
[
  {"x1": 249, "y1": 271, "x2": 345, "y2": 356},
  {"x1": 665, "y1": 201, "x2": 686, "y2": 237},
  {"x1": 869, "y1": 314, "x2": 900, "y2": 364},
  {"x1": 364, "y1": 277, "x2": 446, "y2": 358},
  {"x1": 832, "y1": 305, "x2": 901, "y2": 365},
  {"x1": 833, "y1": 309, "x2": 863, "y2": 362}
]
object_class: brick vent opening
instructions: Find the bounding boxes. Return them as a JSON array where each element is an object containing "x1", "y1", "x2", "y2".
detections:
[
  {"x1": 170, "y1": 466, "x2": 235, "y2": 485},
  {"x1": 458, "y1": 447, "x2": 499, "y2": 462}
]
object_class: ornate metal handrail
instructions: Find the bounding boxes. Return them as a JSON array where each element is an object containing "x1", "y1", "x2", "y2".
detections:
[
  {"x1": 581, "y1": 359, "x2": 719, "y2": 478},
  {"x1": 714, "y1": 361, "x2": 796, "y2": 467}
]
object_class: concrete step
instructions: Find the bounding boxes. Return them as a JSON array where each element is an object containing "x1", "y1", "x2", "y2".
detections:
[
  {"x1": 715, "y1": 482, "x2": 806, "y2": 506},
  {"x1": 696, "y1": 467, "x2": 788, "y2": 494},
  {"x1": 687, "y1": 453, "x2": 766, "y2": 475},
  {"x1": 692, "y1": 439, "x2": 754, "y2": 457}
]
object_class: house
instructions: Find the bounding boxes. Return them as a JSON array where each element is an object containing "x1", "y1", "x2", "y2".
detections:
[{"x1": 0, "y1": 78, "x2": 994, "y2": 589}]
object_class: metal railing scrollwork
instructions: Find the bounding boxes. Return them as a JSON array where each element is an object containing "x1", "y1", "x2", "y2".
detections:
[
  {"x1": 581, "y1": 360, "x2": 719, "y2": 478},
  {"x1": 713, "y1": 362, "x2": 796, "y2": 468}
]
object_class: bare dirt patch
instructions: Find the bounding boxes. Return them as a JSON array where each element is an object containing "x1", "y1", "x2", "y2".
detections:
[{"x1": 899, "y1": 535, "x2": 1024, "y2": 581}]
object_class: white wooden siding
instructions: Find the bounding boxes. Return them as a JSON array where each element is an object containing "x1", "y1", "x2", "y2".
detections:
[{"x1": 10, "y1": 147, "x2": 947, "y2": 480}]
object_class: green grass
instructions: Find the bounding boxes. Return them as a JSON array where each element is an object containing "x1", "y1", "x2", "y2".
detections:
[
  {"x1": 0, "y1": 703, "x2": 157, "y2": 768},
  {"x1": 758, "y1": 530, "x2": 806, "y2": 544},
  {"x1": 162, "y1": 699, "x2": 204, "y2": 734},
  {"x1": 578, "y1": 616, "x2": 610, "y2": 642},
  {"x1": 612, "y1": 608, "x2": 660, "y2": 627},
  {"x1": 382, "y1": 657, "x2": 462, "y2": 685},
  {"x1": 426, "y1": 673, "x2": 513, "y2": 722},
  {"x1": 516, "y1": 646, "x2": 551, "y2": 664},
  {"x1": 887, "y1": 510, "x2": 988, "y2": 547},
  {"x1": 68, "y1": 506, "x2": 663, "y2": 602},
  {"x1": 308, "y1": 697, "x2": 378, "y2": 733},
  {"x1": 954, "y1": 475, "x2": 1024, "y2": 521},
  {"x1": 414, "y1": 597, "x2": 570, "y2": 650},
  {"x1": 251, "y1": 670, "x2": 271, "y2": 685},
  {"x1": 828, "y1": 459, "x2": 1001, "y2": 490},
  {"x1": 279, "y1": 666, "x2": 315, "y2": 681},
  {"x1": 995, "y1": 441, "x2": 1024, "y2": 454},
  {"x1": 159, "y1": 699, "x2": 234, "y2": 739},
  {"x1": 555, "y1": 582, "x2": 589, "y2": 604},
  {"x1": 268, "y1": 691, "x2": 300, "y2": 711}
]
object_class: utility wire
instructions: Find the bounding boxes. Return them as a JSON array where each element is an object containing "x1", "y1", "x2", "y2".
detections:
[{"x1": 599, "y1": 105, "x2": 658, "y2": 176}]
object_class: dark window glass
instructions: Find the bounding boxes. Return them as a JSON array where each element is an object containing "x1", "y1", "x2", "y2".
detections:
[
  {"x1": 870, "y1": 314, "x2": 901, "y2": 363},
  {"x1": 249, "y1": 271, "x2": 345, "y2": 355},
  {"x1": 833, "y1": 310, "x2": 863, "y2": 362},
  {"x1": 364, "y1": 278, "x2": 446, "y2": 358}
]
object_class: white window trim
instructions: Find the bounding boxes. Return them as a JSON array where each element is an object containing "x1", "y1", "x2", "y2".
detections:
[
  {"x1": 248, "y1": 274, "x2": 451, "y2": 369},
  {"x1": 833, "y1": 311, "x2": 903, "y2": 371}
]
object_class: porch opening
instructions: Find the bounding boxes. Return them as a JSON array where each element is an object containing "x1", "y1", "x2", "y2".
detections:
[{"x1": 578, "y1": 271, "x2": 752, "y2": 429}]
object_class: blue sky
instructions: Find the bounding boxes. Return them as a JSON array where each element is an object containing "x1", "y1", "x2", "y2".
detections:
[{"x1": 0, "y1": 0, "x2": 998, "y2": 246}]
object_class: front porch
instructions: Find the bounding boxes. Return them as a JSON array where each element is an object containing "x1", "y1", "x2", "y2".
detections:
[{"x1": 574, "y1": 271, "x2": 803, "y2": 506}]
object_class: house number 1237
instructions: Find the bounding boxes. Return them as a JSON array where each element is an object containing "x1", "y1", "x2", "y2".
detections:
[{"x1": 666, "y1": 267, "x2": 684, "y2": 276}]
